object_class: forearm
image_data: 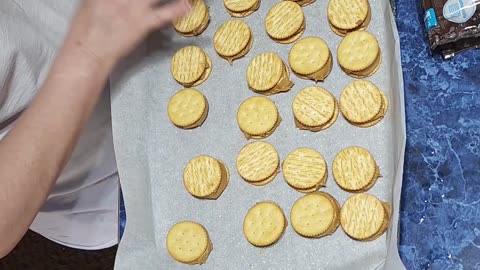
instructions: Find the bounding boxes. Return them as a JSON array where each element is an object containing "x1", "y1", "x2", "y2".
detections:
[{"x1": 0, "y1": 43, "x2": 114, "y2": 257}]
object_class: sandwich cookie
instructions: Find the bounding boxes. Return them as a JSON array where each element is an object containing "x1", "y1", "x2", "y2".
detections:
[
  {"x1": 282, "y1": 148, "x2": 328, "y2": 193},
  {"x1": 173, "y1": 0, "x2": 210, "y2": 37},
  {"x1": 292, "y1": 86, "x2": 339, "y2": 132},
  {"x1": 237, "y1": 96, "x2": 281, "y2": 140},
  {"x1": 171, "y1": 46, "x2": 212, "y2": 87},
  {"x1": 183, "y1": 155, "x2": 229, "y2": 199},
  {"x1": 340, "y1": 193, "x2": 391, "y2": 241},
  {"x1": 339, "y1": 80, "x2": 388, "y2": 127},
  {"x1": 236, "y1": 142, "x2": 280, "y2": 186},
  {"x1": 327, "y1": 0, "x2": 371, "y2": 36},
  {"x1": 224, "y1": 0, "x2": 260, "y2": 17},
  {"x1": 213, "y1": 20, "x2": 253, "y2": 64},
  {"x1": 332, "y1": 146, "x2": 381, "y2": 192},
  {"x1": 290, "y1": 192, "x2": 341, "y2": 238},
  {"x1": 265, "y1": 1, "x2": 305, "y2": 44},
  {"x1": 337, "y1": 31, "x2": 381, "y2": 78},
  {"x1": 166, "y1": 221, "x2": 213, "y2": 265},
  {"x1": 243, "y1": 201, "x2": 287, "y2": 247},
  {"x1": 289, "y1": 37, "x2": 333, "y2": 82},
  {"x1": 167, "y1": 88, "x2": 208, "y2": 129},
  {"x1": 246, "y1": 52, "x2": 294, "y2": 95}
]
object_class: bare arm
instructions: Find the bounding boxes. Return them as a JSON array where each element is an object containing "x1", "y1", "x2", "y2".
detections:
[{"x1": 0, "y1": 0, "x2": 189, "y2": 258}]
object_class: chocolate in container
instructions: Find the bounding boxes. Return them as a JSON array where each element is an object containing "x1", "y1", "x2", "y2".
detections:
[{"x1": 422, "y1": 0, "x2": 480, "y2": 59}]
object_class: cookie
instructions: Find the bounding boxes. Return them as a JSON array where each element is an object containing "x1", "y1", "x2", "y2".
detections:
[
  {"x1": 337, "y1": 31, "x2": 381, "y2": 78},
  {"x1": 166, "y1": 221, "x2": 213, "y2": 265},
  {"x1": 332, "y1": 146, "x2": 381, "y2": 192},
  {"x1": 286, "y1": 0, "x2": 316, "y2": 7},
  {"x1": 339, "y1": 80, "x2": 388, "y2": 127},
  {"x1": 224, "y1": 0, "x2": 260, "y2": 17},
  {"x1": 327, "y1": 0, "x2": 371, "y2": 36},
  {"x1": 173, "y1": 0, "x2": 210, "y2": 37},
  {"x1": 340, "y1": 193, "x2": 391, "y2": 241},
  {"x1": 288, "y1": 37, "x2": 333, "y2": 82},
  {"x1": 292, "y1": 86, "x2": 338, "y2": 132},
  {"x1": 236, "y1": 142, "x2": 280, "y2": 186},
  {"x1": 290, "y1": 192, "x2": 340, "y2": 238},
  {"x1": 183, "y1": 155, "x2": 229, "y2": 199},
  {"x1": 246, "y1": 52, "x2": 294, "y2": 95},
  {"x1": 243, "y1": 201, "x2": 287, "y2": 247},
  {"x1": 237, "y1": 96, "x2": 281, "y2": 140},
  {"x1": 171, "y1": 46, "x2": 212, "y2": 87},
  {"x1": 213, "y1": 20, "x2": 253, "y2": 64},
  {"x1": 265, "y1": 1, "x2": 305, "y2": 44},
  {"x1": 282, "y1": 148, "x2": 327, "y2": 193},
  {"x1": 167, "y1": 88, "x2": 208, "y2": 129}
]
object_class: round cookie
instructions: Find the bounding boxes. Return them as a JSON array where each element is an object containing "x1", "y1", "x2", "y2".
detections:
[
  {"x1": 290, "y1": 192, "x2": 340, "y2": 238},
  {"x1": 340, "y1": 80, "x2": 388, "y2": 127},
  {"x1": 337, "y1": 31, "x2": 381, "y2": 78},
  {"x1": 166, "y1": 221, "x2": 213, "y2": 265},
  {"x1": 289, "y1": 37, "x2": 333, "y2": 82},
  {"x1": 224, "y1": 0, "x2": 260, "y2": 17},
  {"x1": 246, "y1": 53, "x2": 294, "y2": 95},
  {"x1": 340, "y1": 193, "x2": 391, "y2": 241},
  {"x1": 287, "y1": 0, "x2": 316, "y2": 7},
  {"x1": 292, "y1": 86, "x2": 338, "y2": 131},
  {"x1": 213, "y1": 20, "x2": 253, "y2": 64},
  {"x1": 327, "y1": 0, "x2": 371, "y2": 36},
  {"x1": 332, "y1": 146, "x2": 380, "y2": 192},
  {"x1": 237, "y1": 96, "x2": 281, "y2": 140},
  {"x1": 171, "y1": 46, "x2": 212, "y2": 87},
  {"x1": 236, "y1": 142, "x2": 280, "y2": 186},
  {"x1": 173, "y1": 0, "x2": 210, "y2": 37},
  {"x1": 282, "y1": 148, "x2": 327, "y2": 193},
  {"x1": 265, "y1": 1, "x2": 305, "y2": 44},
  {"x1": 183, "y1": 155, "x2": 229, "y2": 199},
  {"x1": 243, "y1": 201, "x2": 287, "y2": 247},
  {"x1": 167, "y1": 88, "x2": 208, "y2": 129}
]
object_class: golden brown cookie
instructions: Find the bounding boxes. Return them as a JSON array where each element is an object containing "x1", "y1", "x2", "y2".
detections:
[
  {"x1": 236, "y1": 142, "x2": 280, "y2": 186},
  {"x1": 292, "y1": 86, "x2": 339, "y2": 132},
  {"x1": 340, "y1": 193, "x2": 391, "y2": 241},
  {"x1": 171, "y1": 46, "x2": 212, "y2": 87},
  {"x1": 183, "y1": 155, "x2": 229, "y2": 199},
  {"x1": 339, "y1": 80, "x2": 388, "y2": 127},
  {"x1": 337, "y1": 31, "x2": 381, "y2": 78},
  {"x1": 246, "y1": 53, "x2": 294, "y2": 95},
  {"x1": 332, "y1": 146, "x2": 381, "y2": 192},
  {"x1": 289, "y1": 37, "x2": 333, "y2": 82},
  {"x1": 282, "y1": 148, "x2": 327, "y2": 193},
  {"x1": 243, "y1": 201, "x2": 287, "y2": 247},
  {"x1": 213, "y1": 20, "x2": 253, "y2": 64},
  {"x1": 327, "y1": 0, "x2": 371, "y2": 36},
  {"x1": 265, "y1": 1, "x2": 305, "y2": 44},
  {"x1": 167, "y1": 88, "x2": 208, "y2": 129},
  {"x1": 224, "y1": 0, "x2": 260, "y2": 17},
  {"x1": 237, "y1": 96, "x2": 281, "y2": 139},
  {"x1": 286, "y1": 0, "x2": 316, "y2": 7},
  {"x1": 173, "y1": 0, "x2": 210, "y2": 37},
  {"x1": 166, "y1": 221, "x2": 213, "y2": 265},
  {"x1": 290, "y1": 192, "x2": 340, "y2": 238}
]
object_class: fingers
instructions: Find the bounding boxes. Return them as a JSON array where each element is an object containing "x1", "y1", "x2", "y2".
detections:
[{"x1": 147, "y1": 0, "x2": 191, "y2": 29}]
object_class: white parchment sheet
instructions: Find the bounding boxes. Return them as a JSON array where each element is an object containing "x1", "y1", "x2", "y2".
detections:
[{"x1": 111, "y1": 0, "x2": 406, "y2": 269}]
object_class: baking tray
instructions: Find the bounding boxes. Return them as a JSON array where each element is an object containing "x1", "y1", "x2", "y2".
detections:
[{"x1": 110, "y1": 0, "x2": 406, "y2": 269}]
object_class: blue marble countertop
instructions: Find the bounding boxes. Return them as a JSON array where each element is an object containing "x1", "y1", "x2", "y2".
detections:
[
  {"x1": 118, "y1": 1, "x2": 480, "y2": 269},
  {"x1": 396, "y1": 0, "x2": 480, "y2": 269}
]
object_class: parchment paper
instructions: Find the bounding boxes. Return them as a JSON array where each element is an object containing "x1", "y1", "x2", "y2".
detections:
[{"x1": 111, "y1": 0, "x2": 406, "y2": 269}]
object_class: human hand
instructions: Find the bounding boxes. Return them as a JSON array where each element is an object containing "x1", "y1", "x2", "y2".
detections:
[{"x1": 64, "y1": 0, "x2": 191, "y2": 67}]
